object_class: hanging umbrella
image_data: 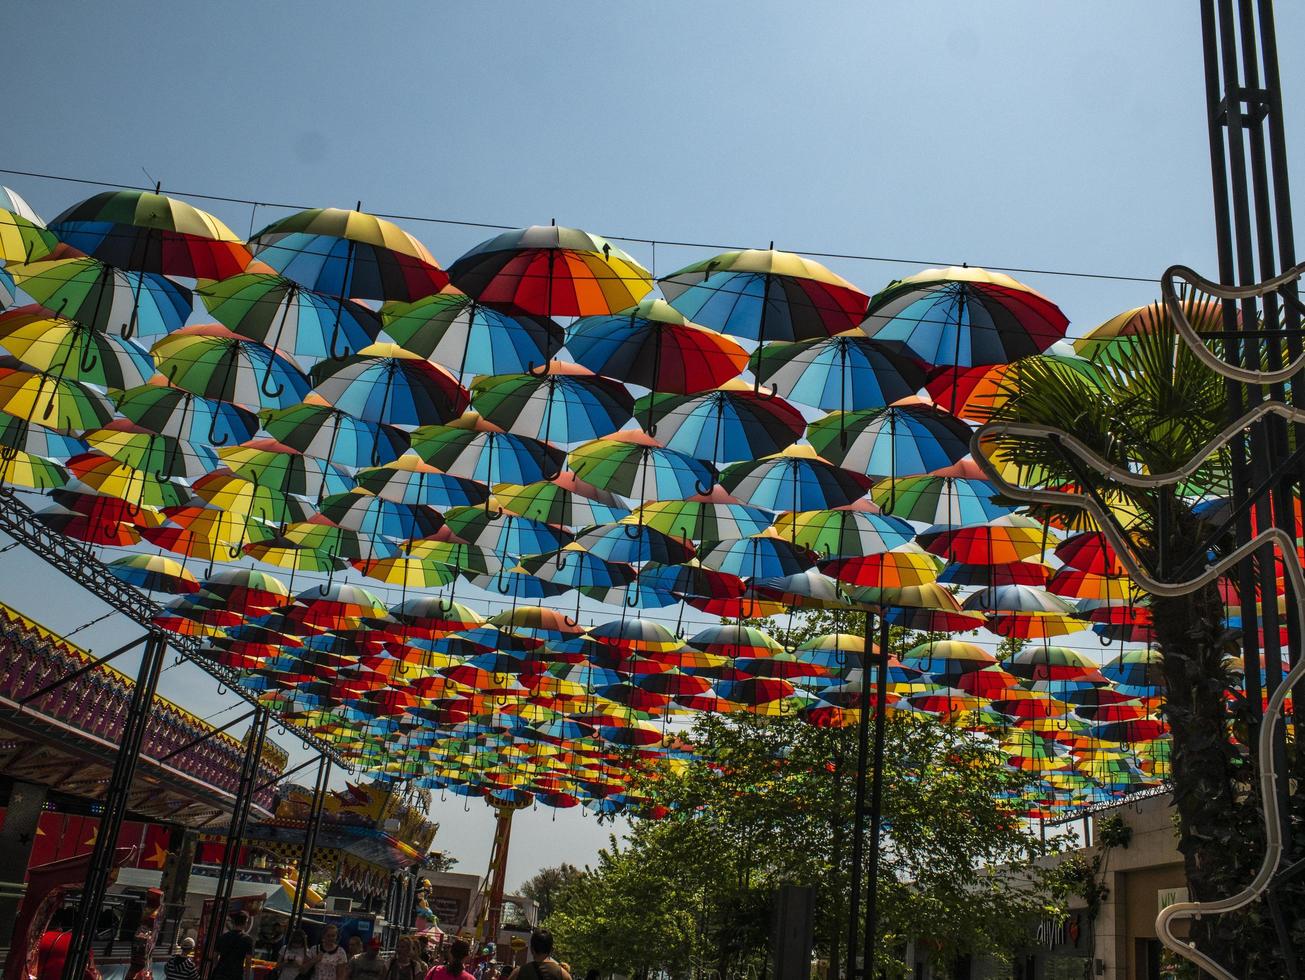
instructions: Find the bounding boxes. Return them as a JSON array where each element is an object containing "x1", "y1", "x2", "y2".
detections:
[
  {"x1": 355, "y1": 555, "x2": 455, "y2": 589},
  {"x1": 354, "y1": 456, "x2": 489, "y2": 509},
  {"x1": 1073, "y1": 298, "x2": 1223, "y2": 361},
  {"x1": 261, "y1": 401, "x2": 410, "y2": 469},
  {"x1": 770, "y1": 509, "x2": 915, "y2": 560},
  {"x1": 151, "y1": 324, "x2": 311, "y2": 411},
  {"x1": 869, "y1": 474, "x2": 1012, "y2": 526},
  {"x1": 920, "y1": 514, "x2": 1051, "y2": 565},
  {"x1": 1005, "y1": 646, "x2": 1103, "y2": 684},
  {"x1": 49, "y1": 189, "x2": 252, "y2": 285},
  {"x1": 575, "y1": 522, "x2": 695, "y2": 565},
  {"x1": 635, "y1": 382, "x2": 806, "y2": 464},
  {"x1": 8, "y1": 255, "x2": 192, "y2": 337},
  {"x1": 0, "y1": 450, "x2": 69, "y2": 490},
  {"x1": 719, "y1": 445, "x2": 873, "y2": 512},
  {"x1": 319, "y1": 489, "x2": 444, "y2": 541},
  {"x1": 632, "y1": 490, "x2": 774, "y2": 541},
  {"x1": 405, "y1": 539, "x2": 500, "y2": 576},
  {"x1": 197, "y1": 271, "x2": 383, "y2": 364},
  {"x1": 381, "y1": 289, "x2": 563, "y2": 378},
  {"x1": 114, "y1": 383, "x2": 259, "y2": 449},
  {"x1": 191, "y1": 470, "x2": 310, "y2": 524},
  {"x1": 750, "y1": 333, "x2": 927, "y2": 412},
  {"x1": 84, "y1": 419, "x2": 217, "y2": 480},
  {"x1": 688, "y1": 624, "x2": 784, "y2": 659},
  {"x1": 443, "y1": 505, "x2": 573, "y2": 557},
  {"x1": 312, "y1": 354, "x2": 472, "y2": 444},
  {"x1": 520, "y1": 544, "x2": 636, "y2": 591},
  {"x1": 217, "y1": 439, "x2": 354, "y2": 499},
  {"x1": 68, "y1": 453, "x2": 188, "y2": 508},
  {"x1": 860, "y1": 266, "x2": 1068, "y2": 368},
  {"x1": 106, "y1": 553, "x2": 200, "y2": 594},
  {"x1": 660, "y1": 248, "x2": 867, "y2": 345},
  {"x1": 249, "y1": 207, "x2": 448, "y2": 302},
  {"x1": 923, "y1": 351, "x2": 1101, "y2": 423},
  {"x1": 493, "y1": 472, "x2": 629, "y2": 529},
  {"x1": 937, "y1": 561, "x2": 1051, "y2": 588},
  {"x1": 37, "y1": 503, "x2": 142, "y2": 546},
  {"x1": 412, "y1": 417, "x2": 565, "y2": 486},
  {"x1": 750, "y1": 568, "x2": 851, "y2": 610},
  {"x1": 471, "y1": 363, "x2": 634, "y2": 445},
  {"x1": 567, "y1": 298, "x2": 749, "y2": 395},
  {"x1": 900, "y1": 640, "x2": 998, "y2": 684},
  {"x1": 696, "y1": 535, "x2": 816, "y2": 579},
  {"x1": 963, "y1": 585, "x2": 1083, "y2": 639},
  {"x1": 807, "y1": 404, "x2": 972, "y2": 479},
  {"x1": 0, "y1": 411, "x2": 85, "y2": 460},
  {"x1": 0, "y1": 368, "x2": 115, "y2": 434},
  {"x1": 1055, "y1": 532, "x2": 1127, "y2": 575},
  {"x1": 638, "y1": 561, "x2": 746, "y2": 604},
  {"x1": 448, "y1": 225, "x2": 653, "y2": 316},
  {"x1": 202, "y1": 567, "x2": 291, "y2": 611},
  {"x1": 0, "y1": 305, "x2": 155, "y2": 389},
  {"x1": 0, "y1": 190, "x2": 58, "y2": 262},
  {"x1": 142, "y1": 503, "x2": 272, "y2": 562},
  {"x1": 567, "y1": 431, "x2": 715, "y2": 500},
  {"x1": 820, "y1": 543, "x2": 941, "y2": 589}
]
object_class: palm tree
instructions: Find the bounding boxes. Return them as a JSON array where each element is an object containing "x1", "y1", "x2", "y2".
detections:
[{"x1": 983, "y1": 311, "x2": 1292, "y2": 974}]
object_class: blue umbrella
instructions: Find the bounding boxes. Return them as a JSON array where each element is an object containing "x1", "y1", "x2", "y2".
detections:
[
  {"x1": 697, "y1": 535, "x2": 816, "y2": 579},
  {"x1": 520, "y1": 545, "x2": 636, "y2": 591},
  {"x1": 575, "y1": 522, "x2": 695, "y2": 565},
  {"x1": 311, "y1": 343, "x2": 469, "y2": 427},
  {"x1": 807, "y1": 405, "x2": 973, "y2": 479},
  {"x1": 444, "y1": 506, "x2": 573, "y2": 557},
  {"x1": 635, "y1": 385, "x2": 806, "y2": 464},
  {"x1": 412, "y1": 423, "x2": 566, "y2": 485},
  {"x1": 719, "y1": 447, "x2": 873, "y2": 512},
  {"x1": 750, "y1": 334, "x2": 928, "y2": 412}
]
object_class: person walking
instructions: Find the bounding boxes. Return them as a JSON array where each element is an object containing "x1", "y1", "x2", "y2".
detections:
[
  {"x1": 423, "y1": 938, "x2": 475, "y2": 980},
  {"x1": 348, "y1": 938, "x2": 387, "y2": 980},
  {"x1": 277, "y1": 930, "x2": 311, "y2": 980},
  {"x1": 164, "y1": 938, "x2": 199, "y2": 980},
  {"x1": 308, "y1": 925, "x2": 350, "y2": 980},
  {"x1": 212, "y1": 912, "x2": 256, "y2": 980},
  {"x1": 504, "y1": 931, "x2": 569, "y2": 980},
  {"x1": 384, "y1": 936, "x2": 426, "y2": 980}
]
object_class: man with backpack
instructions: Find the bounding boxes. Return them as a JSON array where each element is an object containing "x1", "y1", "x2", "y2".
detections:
[{"x1": 504, "y1": 931, "x2": 569, "y2": 980}]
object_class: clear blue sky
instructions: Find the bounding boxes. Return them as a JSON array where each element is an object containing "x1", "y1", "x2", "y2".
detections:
[{"x1": 5, "y1": 1, "x2": 1305, "y2": 888}]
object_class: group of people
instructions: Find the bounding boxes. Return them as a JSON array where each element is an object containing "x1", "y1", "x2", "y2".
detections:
[{"x1": 165, "y1": 912, "x2": 587, "y2": 980}]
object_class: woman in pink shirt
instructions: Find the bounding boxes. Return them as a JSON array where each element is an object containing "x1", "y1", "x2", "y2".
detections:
[{"x1": 423, "y1": 939, "x2": 475, "y2": 980}]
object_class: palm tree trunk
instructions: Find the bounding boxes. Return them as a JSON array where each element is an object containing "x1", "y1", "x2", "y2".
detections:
[{"x1": 1150, "y1": 581, "x2": 1251, "y2": 974}]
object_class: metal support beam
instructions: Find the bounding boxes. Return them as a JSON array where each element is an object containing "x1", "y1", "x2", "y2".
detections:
[
  {"x1": 0, "y1": 487, "x2": 344, "y2": 767},
  {"x1": 18, "y1": 633, "x2": 148, "y2": 705},
  {"x1": 200, "y1": 709, "x2": 269, "y2": 978},
  {"x1": 255, "y1": 753, "x2": 319, "y2": 794},
  {"x1": 287, "y1": 753, "x2": 330, "y2": 936},
  {"x1": 157, "y1": 709, "x2": 255, "y2": 764},
  {"x1": 862, "y1": 612, "x2": 892, "y2": 979},
  {"x1": 62, "y1": 630, "x2": 167, "y2": 980},
  {"x1": 845, "y1": 611, "x2": 874, "y2": 979}
]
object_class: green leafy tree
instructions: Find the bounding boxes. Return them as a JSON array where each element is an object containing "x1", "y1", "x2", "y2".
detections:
[
  {"x1": 520, "y1": 863, "x2": 584, "y2": 923},
  {"x1": 988, "y1": 316, "x2": 1305, "y2": 973}
]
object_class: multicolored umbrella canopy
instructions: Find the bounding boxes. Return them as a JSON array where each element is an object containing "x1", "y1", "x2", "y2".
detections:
[
  {"x1": 311, "y1": 343, "x2": 469, "y2": 427},
  {"x1": 9, "y1": 256, "x2": 193, "y2": 338},
  {"x1": 660, "y1": 248, "x2": 867, "y2": 343},
  {"x1": 49, "y1": 190, "x2": 252, "y2": 283},
  {"x1": 0, "y1": 183, "x2": 1194, "y2": 819},
  {"x1": 750, "y1": 333, "x2": 927, "y2": 411},
  {"x1": 448, "y1": 225, "x2": 653, "y2": 317},
  {"x1": 198, "y1": 271, "x2": 382, "y2": 364},
  {"x1": 861, "y1": 266, "x2": 1068, "y2": 368},
  {"x1": 151, "y1": 324, "x2": 311, "y2": 411},
  {"x1": 381, "y1": 290, "x2": 562, "y2": 377},
  {"x1": 249, "y1": 208, "x2": 449, "y2": 302},
  {"x1": 0, "y1": 305, "x2": 155, "y2": 389},
  {"x1": 567, "y1": 298, "x2": 749, "y2": 395}
]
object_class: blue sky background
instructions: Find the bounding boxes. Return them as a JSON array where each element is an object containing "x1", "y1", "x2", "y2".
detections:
[{"x1": 5, "y1": 0, "x2": 1305, "y2": 887}]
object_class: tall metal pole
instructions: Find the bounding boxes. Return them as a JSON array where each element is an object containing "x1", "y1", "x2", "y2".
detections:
[
  {"x1": 287, "y1": 753, "x2": 331, "y2": 936},
  {"x1": 862, "y1": 612, "x2": 892, "y2": 978},
  {"x1": 845, "y1": 611, "x2": 875, "y2": 979},
  {"x1": 201, "y1": 708, "x2": 269, "y2": 977},
  {"x1": 62, "y1": 630, "x2": 168, "y2": 980}
]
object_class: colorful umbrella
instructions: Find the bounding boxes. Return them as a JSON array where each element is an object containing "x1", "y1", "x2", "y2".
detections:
[
  {"x1": 151, "y1": 324, "x2": 311, "y2": 411},
  {"x1": 493, "y1": 473, "x2": 630, "y2": 529},
  {"x1": 0, "y1": 367, "x2": 115, "y2": 434},
  {"x1": 471, "y1": 364, "x2": 634, "y2": 445},
  {"x1": 261, "y1": 401, "x2": 410, "y2": 469},
  {"x1": 443, "y1": 505, "x2": 573, "y2": 557},
  {"x1": 448, "y1": 225, "x2": 653, "y2": 316},
  {"x1": 354, "y1": 456, "x2": 489, "y2": 509},
  {"x1": 0, "y1": 201, "x2": 58, "y2": 263},
  {"x1": 660, "y1": 248, "x2": 867, "y2": 343},
  {"x1": 697, "y1": 535, "x2": 816, "y2": 579},
  {"x1": 49, "y1": 190, "x2": 252, "y2": 285},
  {"x1": 750, "y1": 333, "x2": 927, "y2": 411},
  {"x1": 869, "y1": 474, "x2": 1012, "y2": 526},
  {"x1": 114, "y1": 383, "x2": 259, "y2": 448},
  {"x1": 636, "y1": 383, "x2": 806, "y2": 464},
  {"x1": 381, "y1": 290, "x2": 562, "y2": 377},
  {"x1": 311, "y1": 343, "x2": 469, "y2": 426},
  {"x1": 0, "y1": 450, "x2": 69, "y2": 490},
  {"x1": 198, "y1": 271, "x2": 383, "y2": 364},
  {"x1": 249, "y1": 207, "x2": 448, "y2": 302},
  {"x1": 821, "y1": 543, "x2": 941, "y2": 589},
  {"x1": 217, "y1": 439, "x2": 354, "y2": 500},
  {"x1": 860, "y1": 266, "x2": 1068, "y2": 368},
  {"x1": 8, "y1": 256, "x2": 192, "y2": 338},
  {"x1": 632, "y1": 490, "x2": 774, "y2": 540},
  {"x1": 771, "y1": 508, "x2": 915, "y2": 559},
  {"x1": 84, "y1": 419, "x2": 217, "y2": 480},
  {"x1": 0, "y1": 305, "x2": 154, "y2": 389},
  {"x1": 319, "y1": 489, "x2": 444, "y2": 542},
  {"x1": 567, "y1": 431, "x2": 715, "y2": 500},
  {"x1": 807, "y1": 404, "x2": 973, "y2": 479},
  {"x1": 566, "y1": 298, "x2": 748, "y2": 395},
  {"x1": 719, "y1": 446, "x2": 873, "y2": 512},
  {"x1": 520, "y1": 544, "x2": 636, "y2": 591},
  {"x1": 920, "y1": 514, "x2": 1050, "y2": 565},
  {"x1": 411, "y1": 419, "x2": 565, "y2": 486},
  {"x1": 106, "y1": 553, "x2": 200, "y2": 594},
  {"x1": 575, "y1": 522, "x2": 694, "y2": 565}
]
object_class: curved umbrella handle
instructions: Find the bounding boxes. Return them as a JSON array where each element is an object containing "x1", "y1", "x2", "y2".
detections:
[
  {"x1": 78, "y1": 341, "x2": 100, "y2": 376},
  {"x1": 554, "y1": 550, "x2": 569, "y2": 571},
  {"x1": 1098, "y1": 631, "x2": 1114, "y2": 646},
  {"x1": 693, "y1": 474, "x2": 715, "y2": 496},
  {"x1": 621, "y1": 522, "x2": 643, "y2": 540},
  {"x1": 206, "y1": 410, "x2": 231, "y2": 448},
  {"x1": 328, "y1": 315, "x2": 350, "y2": 361},
  {"x1": 318, "y1": 559, "x2": 336, "y2": 595},
  {"x1": 495, "y1": 575, "x2": 513, "y2": 595},
  {"x1": 260, "y1": 362, "x2": 286, "y2": 401},
  {"x1": 216, "y1": 684, "x2": 227, "y2": 696},
  {"x1": 625, "y1": 585, "x2": 640, "y2": 608}
]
